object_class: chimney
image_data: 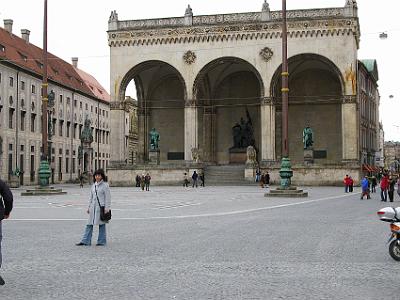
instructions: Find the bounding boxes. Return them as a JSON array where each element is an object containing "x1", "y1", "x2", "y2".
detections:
[
  {"x1": 71, "y1": 57, "x2": 78, "y2": 68},
  {"x1": 21, "y1": 29, "x2": 30, "y2": 42},
  {"x1": 4, "y1": 19, "x2": 13, "y2": 33}
]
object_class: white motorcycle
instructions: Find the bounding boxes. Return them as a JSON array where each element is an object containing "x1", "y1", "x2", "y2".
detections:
[{"x1": 377, "y1": 207, "x2": 400, "y2": 261}]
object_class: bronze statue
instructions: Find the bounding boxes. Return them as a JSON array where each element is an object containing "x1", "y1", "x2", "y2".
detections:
[
  {"x1": 303, "y1": 126, "x2": 314, "y2": 149},
  {"x1": 149, "y1": 128, "x2": 160, "y2": 150}
]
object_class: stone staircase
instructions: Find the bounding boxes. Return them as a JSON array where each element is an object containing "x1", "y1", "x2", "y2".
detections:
[{"x1": 204, "y1": 165, "x2": 252, "y2": 186}]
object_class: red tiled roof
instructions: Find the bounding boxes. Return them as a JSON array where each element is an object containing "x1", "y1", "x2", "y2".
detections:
[
  {"x1": 0, "y1": 27, "x2": 109, "y2": 102},
  {"x1": 74, "y1": 67, "x2": 109, "y2": 102}
]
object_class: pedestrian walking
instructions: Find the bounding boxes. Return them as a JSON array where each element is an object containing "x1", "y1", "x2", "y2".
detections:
[
  {"x1": 255, "y1": 168, "x2": 261, "y2": 182},
  {"x1": 135, "y1": 174, "x2": 141, "y2": 187},
  {"x1": 144, "y1": 173, "x2": 151, "y2": 191},
  {"x1": 388, "y1": 176, "x2": 396, "y2": 202},
  {"x1": 349, "y1": 176, "x2": 354, "y2": 193},
  {"x1": 140, "y1": 174, "x2": 145, "y2": 191},
  {"x1": 183, "y1": 173, "x2": 189, "y2": 187},
  {"x1": 371, "y1": 176, "x2": 377, "y2": 193},
  {"x1": 79, "y1": 173, "x2": 84, "y2": 188},
  {"x1": 192, "y1": 171, "x2": 198, "y2": 188},
  {"x1": 260, "y1": 173, "x2": 265, "y2": 188},
  {"x1": 200, "y1": 172, "x2": 205, "y2": 187},
  {"x1": 397, "y1": 177, "x2": 400, "y2": 199},
  {"x1": 380, "y1": 174, "x2": 389, "y2": 202},
  {"x1": 264, "y1": 172, "x2": 270, "y2": 188},
  {"x1": 76, "y1": 169, "x2": 111, "y2": 246},
  {"x1": 360, "y1": 176, "x2": 370, "y2": 200},
  {"x1": 0, "y1": 179, "x2": 14, "y2": 285}
]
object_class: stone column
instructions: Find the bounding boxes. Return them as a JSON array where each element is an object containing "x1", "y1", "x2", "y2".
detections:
[
  {"x1": 342, "y1": 95, "x2": 358, "y2": 161},
  {"x1": 184, "y1": 99, "x2": 198, "y2": 161},
  {"x1": 260, "y1": 97, "x2": 276, "y2": 162},
  {"x1": 202, "y1": 107, "x2": 216, "y2": 163},
  {"x1": 109, "y1": 101, "x2": 126, "y2": 165}
]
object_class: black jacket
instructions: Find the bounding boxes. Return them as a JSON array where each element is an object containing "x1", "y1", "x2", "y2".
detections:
[{"x1": 0, "y1": 179, "x2": 13, "y2": 221}]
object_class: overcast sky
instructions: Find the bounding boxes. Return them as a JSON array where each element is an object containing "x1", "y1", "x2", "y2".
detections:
[{"x1": 1, "y1": 0, "x2": 399, "y2": 140}]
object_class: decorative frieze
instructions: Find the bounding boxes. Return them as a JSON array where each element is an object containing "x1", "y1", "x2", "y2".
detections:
[{"x1": 183, "y1": 50, "x2": 196, "y2": 64}]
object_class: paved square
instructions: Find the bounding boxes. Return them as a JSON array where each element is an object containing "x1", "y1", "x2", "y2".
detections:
[{"x1": 1, "y1": 185, "x2": 399, "y2": 299}]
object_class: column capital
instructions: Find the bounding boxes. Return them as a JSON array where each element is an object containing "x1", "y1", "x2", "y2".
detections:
[
  {"x1": 185, "y1": 99, "x2": 196, "y2": 107},
  {"x1": 110, "y1": 101, "x2": 125, "y2": 111},
  {"x1": 261, "y1": 97, "x2": 274, "y2": 105},
  {"x1": 342, "y1": 95, "x2": 357, "y2": 104}
]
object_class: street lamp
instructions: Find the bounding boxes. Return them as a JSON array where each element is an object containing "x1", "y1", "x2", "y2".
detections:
[
  {"x1": 279, "y1": 0, "x2": 293, "y2": 189},
  {"x1": 38, "y1": 0, "x2": 51, "y2": 187}
]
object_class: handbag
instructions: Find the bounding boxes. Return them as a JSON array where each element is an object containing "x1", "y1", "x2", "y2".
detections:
[{"x1": 95, "y1": 185, "x2": 111, "y2": 222}]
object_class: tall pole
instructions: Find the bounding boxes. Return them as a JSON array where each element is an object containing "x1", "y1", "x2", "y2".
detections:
[
  {"x1": 42, "y1": 0, "x2": 48, "y2": 160},
  {"x1": 281, "y1": 0, "x2": 288, "y2": 158},
  {"x1": 279, "y1": 0, "x2": 293, "y2": 189},
  {"x1": 38, "y1": 0, "x2": 51, "y2": 187}
]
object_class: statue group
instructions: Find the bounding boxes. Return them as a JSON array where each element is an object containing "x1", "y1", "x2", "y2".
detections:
[
  {"x1": 149, "y1": 128, "x2": 160, "y2": 150},
  {"x1": 231, "y1": 109, "x2": 255, "y2": 149}
]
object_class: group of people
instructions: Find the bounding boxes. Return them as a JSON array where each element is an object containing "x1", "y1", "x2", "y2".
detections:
[
  {"x1": 135, "y1": 173, "x2": 152, "y2": 191},
  {"x1": 346, "y1": 173, "x2": 400, "y2": 202},
  {"x1": 255, "y1": 169, "x2": 270, "y2": 188},
  {"x1": 183, "y1": 171, "x2": 205, "y2": 188}
]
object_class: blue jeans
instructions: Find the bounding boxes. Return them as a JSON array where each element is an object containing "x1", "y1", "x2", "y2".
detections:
[
  {"x1": 80, "y1": 224, "x2": 106, "y2": 245},
  {"x1": 0, "y1": 221, "x2": 2, "y2": 268},
  {"x1": 381, "y1": 188, "x2": 388, "y2": 202}
]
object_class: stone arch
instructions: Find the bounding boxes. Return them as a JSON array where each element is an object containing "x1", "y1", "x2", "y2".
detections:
[
  {"x1": 193, "y1": 57, "x2": 265, "y2": 164},
  {"x1": 118, "y1": 60, "x2": 187, "y2": 102},
  {"x1": 118, "y1": 60, "x2": 187, "y2": 164},
  {"x1": 270, "y1": 53, "x2": 344, "y2": 164}
]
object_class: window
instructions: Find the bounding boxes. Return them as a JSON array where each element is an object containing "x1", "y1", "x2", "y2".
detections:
[
  {"x1": 73, "y1": 123, "x2": 77, "y2": 139},
  {"x1": 66, "y1": 122, "x2": 70, "y2": 138},
  {"x1": 21, "y1": 81, "x2": 25, "y2": 90},
  {"x1": 60, "y1": 95, "x2": 63, "y2": 103},
  {"x1": 20, "y1": 111, "x2": 26, "y2": 131},
  {"x1": 74, "y1": 99, "x2": 77, "y2": 107},
  {"x1": 0, "y1": 44, "x2": 4, "y2": 52},
  {"x1": 85, "y1": 103, "x2": 88, "y2": 110},
  {"x1": 80, "y1": 102, "x2": 82, "y2": 109},
  {"x1": 9, "y1": 77, "x2": 14, "y2": 87},
  {"x1": 8, "y1": 108, "x2": 14, "y2": 128},
  {"x1": 59, "y1": 120, "x2": 64, "y2": 137},
  {"x1": 67, "y1": 97, "x2": 70, "y2": 105},
  {"x1": 31, "y1": 114, "x2": 36, "y2": 132},
  {"x1": 31, "y1": 84, "x2": 36, "y2": 94}
]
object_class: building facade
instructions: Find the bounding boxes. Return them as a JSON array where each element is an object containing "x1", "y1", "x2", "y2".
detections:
[
  {"x1": 107, "y1": 1, "x2": 380, "y2": 185},
  {"x1": 0, "y1": 20, "x2": 110, "y2": 185},
  {"x1": 384, "y1": 141, "x2": 400, "y2": 172},
  {"x1": 358, "y1": 59, "x2": 380, "y2": 173}
]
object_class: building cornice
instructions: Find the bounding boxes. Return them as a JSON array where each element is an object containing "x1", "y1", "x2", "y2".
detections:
[{"x1": 108, "y1": 19, "x2": 359, "y2": 48}]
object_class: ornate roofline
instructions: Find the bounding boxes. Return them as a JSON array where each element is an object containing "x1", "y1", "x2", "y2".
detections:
[{"x1": 109, "y1": 7, "x2": 353, "y2": 31}]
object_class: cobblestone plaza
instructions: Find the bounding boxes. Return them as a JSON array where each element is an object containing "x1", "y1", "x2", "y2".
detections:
[{"x1": 0, "y1": 185, "x2": 399, "y2": 299}]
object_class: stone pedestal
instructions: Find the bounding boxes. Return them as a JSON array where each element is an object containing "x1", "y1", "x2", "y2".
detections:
[
  {"x1": 229, "y1": 148, "x2": 247, "y2": 164},
  {"x1": 9, "y1": 175, "x2": 20, "y2": 188},
  {"x1": 149, "y1": 149, "x2": 160, "y2": 165},
  {"x1": 304, "y1": 148, "x2": 314, "y2": 165}
]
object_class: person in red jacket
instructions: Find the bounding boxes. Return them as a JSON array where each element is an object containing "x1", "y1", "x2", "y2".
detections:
[
  {"x1": 343, "y1": 175, "x2": 350, "y2": 193},
  {"x1": 380, "y1": 174, "x2": 389, "y2": 202}
]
